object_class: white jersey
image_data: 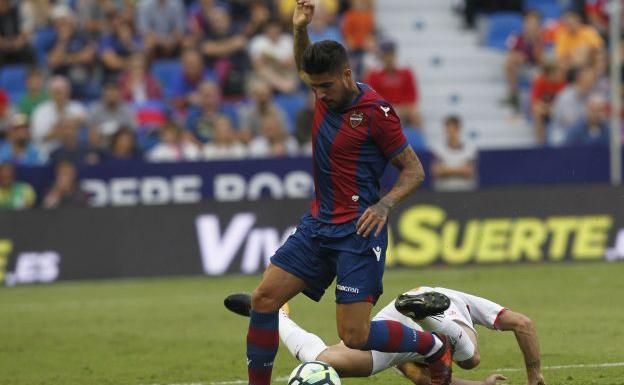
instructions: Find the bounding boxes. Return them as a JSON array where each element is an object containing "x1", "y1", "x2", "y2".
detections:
[{"x1": 370, "y1": 287, "x2": 506, "y2": 374}]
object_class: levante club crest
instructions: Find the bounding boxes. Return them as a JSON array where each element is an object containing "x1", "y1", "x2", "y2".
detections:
[{"x1": 349, "y1": 111, "x2": 364, "y2": 128}]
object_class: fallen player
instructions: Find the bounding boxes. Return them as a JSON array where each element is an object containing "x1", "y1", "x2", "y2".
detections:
[{"x1": 225, "y1": 287, "x2": 545, "y2": 385}]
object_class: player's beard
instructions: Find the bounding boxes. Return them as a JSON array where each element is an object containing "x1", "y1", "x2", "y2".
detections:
[{"x1": 328, "y1": 88, "x2": 355, "y2": 112}]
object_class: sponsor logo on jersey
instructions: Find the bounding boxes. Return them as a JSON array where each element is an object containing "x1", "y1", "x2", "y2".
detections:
[
  {"x1": 380, "y1": 105, "x2": 390, "y2": 117},
  {"x1": 349, "y1": 111, "x2": 364, "y2": 128},
  {"x1": 351, "y1": 195, "x2": 359, "y2": 202}
]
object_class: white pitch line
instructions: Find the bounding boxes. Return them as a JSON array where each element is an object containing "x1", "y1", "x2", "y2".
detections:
[
  {"x1": 209, "y1": 376, "x2": 289, "y2": 385},
  {"x1": 140, "y1": 362, "x2": 624, "y2": 385},
  {"x1": 138, "y1": 375, "x2": 289, "y2": 385},
  {"x1": 495, "y1": 362, "x2": 624, "y2": 372}
]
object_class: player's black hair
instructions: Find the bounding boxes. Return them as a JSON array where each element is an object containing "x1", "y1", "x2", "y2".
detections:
[{"x1": 302, "y1": 40, "x2": 349, "y2": 75}]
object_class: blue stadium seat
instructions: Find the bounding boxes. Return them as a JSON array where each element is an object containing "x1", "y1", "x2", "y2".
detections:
[
  {"x1": 151, "y1": 59, "x2": 182, "y2": 99},
  {"x1": 485, "y1": 12, "x2": 524, "y2": 51},
  {"x1": 34, "y1": 27, "x2": 56, "y2": 65},
  {"x1": 274, "y1": 92, "x2": 307, "y2": 132},
  {"x1": 0, "y1": 65, "x2": 28, "y2": 103}
]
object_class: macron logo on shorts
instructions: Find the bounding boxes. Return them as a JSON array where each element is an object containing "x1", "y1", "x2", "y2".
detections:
[
  {"x1": 373, "y1": 246, "x2": 382, "y2": 261},
  {"x1": 337, "y1": 284, "x2": 360, "y2": 294}
]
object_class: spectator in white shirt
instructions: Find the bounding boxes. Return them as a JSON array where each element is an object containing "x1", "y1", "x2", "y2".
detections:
[
  {"x1": 549, "y1": 66, "x2": 597, "y2": 146},
  {"x1": 203, "y1": 116, "x2": 248, "y2": 160},
  {"x1": 431, "y1": 115, "x2": 477, "y2": 192},
  {"x1": 31, "y1": 76, "x2": 87, "y2": 154},
  {"x1": 248, "y1": 20, "x2": 298, "y2": 94},
  {"x1": 147, "y1": 122, "x2": 201, "y2": 162},
  {"x1": 248, "y1": 114, "x2": 299, "y2": 158}
]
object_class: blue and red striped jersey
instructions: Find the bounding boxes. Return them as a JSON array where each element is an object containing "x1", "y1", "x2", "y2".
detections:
[{"x1": 309, "y1": 82, "x2": 408, "y2": 225}]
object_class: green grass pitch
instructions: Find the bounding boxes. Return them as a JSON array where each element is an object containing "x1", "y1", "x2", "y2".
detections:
[{"x1": 1, "y1": 263, "x2": 623, "y2": 385}]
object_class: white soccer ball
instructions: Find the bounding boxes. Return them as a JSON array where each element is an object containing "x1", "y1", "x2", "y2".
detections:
[{"x1": 287, "y1": 361, "x2": 341, "y2": 385}]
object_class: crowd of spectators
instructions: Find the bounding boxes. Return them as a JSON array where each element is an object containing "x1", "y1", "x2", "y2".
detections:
[
  {"x1": 0, "y1": 0, "x2": 428, "y2": 208},
  {"x1": 3, "y1": 0, "x2": 619, "y2": 207},
  {"x1": 502, "y1": 3, "x2": 621, "y2": 147}
]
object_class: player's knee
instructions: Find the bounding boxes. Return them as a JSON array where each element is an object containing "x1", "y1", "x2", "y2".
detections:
[
  {"x1": 250, "y1": 287, "x2": 281, "y2": 312},
  {"x1": 338, "y1": 325, "x2": 370, "y2": 350},
  {"x1": 458, "y1": 351, "x2": 480, "y2": 369}
]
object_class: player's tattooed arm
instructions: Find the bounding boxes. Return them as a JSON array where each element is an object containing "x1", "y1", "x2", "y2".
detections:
[
  {"x1": 293, "y1": 0, "x2": 314, "y2": 75},
  {"x1": 382, "y1": 146, "x2": 425, "y2": 209},
  {"x1": 356, "y1": 147, "x2": 424, "y2": 237}
]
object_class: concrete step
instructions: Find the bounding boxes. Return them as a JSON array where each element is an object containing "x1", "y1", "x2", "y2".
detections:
[
  {"x1": 384, "y1": 31, "x2": 479, "y2": 47},
  {"x1": 424, "y1": 120, "x2": 537, "y2": 150},
  {"x1": 376, "y1": 1, "x2": 535, "y2": 149},
  {"x1": 378, "y1": 16, "x2": 461, "y2": 33},
  {"x1": 376, "y1": 0, "x2": 453, "y2": 13},
  {"x1": 420, "y1": 83, "x2": 507, "y2": 100},
  {"x1": 421, "y1": 103, "x2": 511, "y2": 118},
  {"x1": 414, "y1": 64, "x2": 505, "y2": 84}
]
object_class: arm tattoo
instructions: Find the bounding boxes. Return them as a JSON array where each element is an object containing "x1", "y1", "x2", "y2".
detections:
[
  {"x1": 390, "y1": 146, "x2": 419, "y2": 170},
  {"x1": 379, "y1": 147, "x2": 424, "y2": 209}
]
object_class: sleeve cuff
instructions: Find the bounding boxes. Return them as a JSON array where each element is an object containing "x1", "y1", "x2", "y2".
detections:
[{"x1": 387, "y1": 141, "x2": 409, "y2": 159}]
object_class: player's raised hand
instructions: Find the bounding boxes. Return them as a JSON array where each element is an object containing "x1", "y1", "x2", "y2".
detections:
[
  {"x1": 483, "y1": 374, "x2": 509, "y2": 385},
  {"x1": 356, "y1": 201, "x2": 390, "y2": 238},
  {"x1": 293, "y1": 0, "x2": 315, "y2": 28}
]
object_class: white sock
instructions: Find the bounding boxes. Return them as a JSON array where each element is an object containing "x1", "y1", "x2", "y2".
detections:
[
  {"x1": 279, "y1": 310, "x2": 328, "y2": 362},
  {"x1": 419, "y1": 314, "x2": 475, "y2": 361},
  {"x1": 424, "y1": 333, "x2": 444, "y2": 357}
]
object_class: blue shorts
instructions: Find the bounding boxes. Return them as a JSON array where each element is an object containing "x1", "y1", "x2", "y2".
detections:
[{"x1": 270, "y1": 214, "x2": 387, "y2": 304}]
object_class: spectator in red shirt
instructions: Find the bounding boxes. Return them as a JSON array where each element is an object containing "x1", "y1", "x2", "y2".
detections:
[
  {"x1": 531, "y1": 60, "x2": 567, "y2": 145},
  {"x1": 341, "y1": 0, "x2": 374, "y2": 52},
  {"x1": 504, "y1": 10, "x2": 544, "y2": 111},
  {"x1": 364, "y1": 40, "x2": 422, "y2": 128}
]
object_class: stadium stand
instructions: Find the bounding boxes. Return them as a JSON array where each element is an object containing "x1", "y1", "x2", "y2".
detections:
[
  {"x1": 377, "y1": 0, "x2": 536, "y2": 149},
  {"x1": 0, "y1": 0, "x2": 620, "y2": 209}
]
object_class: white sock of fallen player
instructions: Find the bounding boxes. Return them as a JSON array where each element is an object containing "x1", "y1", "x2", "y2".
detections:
[
  {"x1": 278, "y1": 309, "x2": 328, "y2": 362},
  {"x1": 418, "y1": 313, "x2": 475, "y2": 361}
]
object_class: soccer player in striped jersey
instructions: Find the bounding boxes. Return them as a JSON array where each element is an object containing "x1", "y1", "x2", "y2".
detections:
[{"x1": 244, "y1": 2, "x2": 453, "y2": 385}]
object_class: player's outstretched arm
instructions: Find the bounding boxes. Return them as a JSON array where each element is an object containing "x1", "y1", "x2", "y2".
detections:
[
  {"x1": 293, "y1": 0, "x2": 314, "y2": 77},
  {"x1": 496, "y1": 310, "x2": 545, "y2": 385},
  {"x1": 356, "y1": 146, "x2": 424, "y2": 237}
]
